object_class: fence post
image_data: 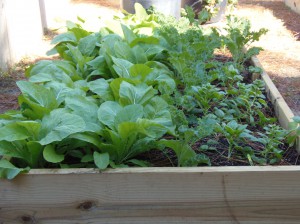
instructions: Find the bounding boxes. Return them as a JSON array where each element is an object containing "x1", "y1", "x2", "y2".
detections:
[{"x1": 0, "y1": 0, "x2": 12, "y2": 70}]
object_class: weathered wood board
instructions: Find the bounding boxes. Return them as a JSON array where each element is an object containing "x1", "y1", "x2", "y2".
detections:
[
  {"x1": 0, "y1": 0, "x2": 43, "y2": 69},
  {"x1": 0, "y1": 0, "x2": 11, "y2": 70},
  {"x1": 285, "y1": 0, "x2": 300, "y2": 15},
  {"x1": 1, "y1": 167, "x2": 300, "y2": 223}
]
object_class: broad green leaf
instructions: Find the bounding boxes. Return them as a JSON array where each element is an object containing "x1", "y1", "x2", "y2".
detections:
[
  {"x1": 114, "y1": 41, "x2": 136, "y2": 63},
  {"x1": 118, "y1": 122, "x2": 139, "y2": 140},
  {"x1": 110, "y1": 78, "x2": 123, "y2": 100},
  {"x1": 86, "y1": 56, "x2": 111, "y2": 79},
  {"x1": 66, "y1": 44, "x2": 85, "y2": 70},
  {"x1": 134, "y1": 21, "x2": 158, "y2": 36},
  {"x1": 142, "y1": 45, "x2": 165, "y2": 59},
  {"x1": 145, "y1": 70, "x2": 176, "y2": 94},
  {"x1": 53, "y1": 60, "x2": 79, "y2": 79},
  {"x1": 88, "y1": 79, "x2": 114, "y2": 101},
  {"x1": 81, "y1": 154, "x2": 94, "y2": 163},
  {"x1": 69, "y1": 132, "x2": 102, "y2": 149},
  {"x1": 130, "y1": 137, "x2": 157, "y2": 156},
  {"x1": 86, "y1": 55, "x2": 106, "y2": 68},
  {"x1": 111, "y1": 57, "x2": 133, "y2": 78},
  {"x1": 26, "y1": 60, "x2": 52, "y2": 77},
  {"x1": 16, "y1": 121, "x2": 41, "y2": 141},
  {"x1": 65, "y1": 96, "x2": 103, "y2": 133},
  {"x1": 134, "y1": 3, "x2": 148, "y2": 20},
  {"x1": 28, "y1": 60, "x2": 76, "y2": 84},
  {"x1": 0, "y1": 141, "x2": 29, "y2": 160},
  {"x1": 137, "y1": 119, "x2": 168, "y2": 138},
  {"x1": 119, "y1": 82, "x2": 157, "y2": 106},
  {"x1": 69, "y1": 27, "x2": 90, "y2": 40},
  {"x1": 0, "y1": 123, "x2": 30, "y2": 141},
  {"x1": 197, "y1": 115, "x2": 219, "y2": 139},
  {"x1": 78, "y1": 33, "x2": 99, "y2": 56},
  {"x1": 46, "y1": 82, "x2": 85, "y2": 105},
  {"x1": 130, "y1": 36, "x2": 160, "y2": 47},
  {"x1": 26, "y1": 141, "x2": 43, "y2": 168},
  {"x1": 0, "y1": 111, "x2": 24, "y2": 126},
  {"x1": 101, "y1": 34, "x2": 122, "y2": 57},
  {"x1": 0, "y1": 159, "x2": 28, "y2": 179},
  {"x1": 121, "y1": 24, "x2": 137, "y2": 44},
  {"x1": 98, "y1": 101, "x2": 122, "y2": 129},
  {"x1": 46, "y1": 47, "x2": 58, "y2": 56},
  {"x1": 29, "y1": 71, "x2": 73, "y2": 87},
  {"x1": 43, "y1": 145, "x2": 64, "y2": 163},
  {"x1": 105, "y1": 20, "x2": 123, "y2": 37},
  {"x1": 17, "y1": 81, "x2": 58, "y2": 110},
  {"x1": 100, "y1": 129, "x2": 123, "y2": 158},
  {"x1": 129, "y1": 64, "x2": 152, "y2": 79},
  {"x1": 144, "y1": 96, "x2": 169, "y2": 119},
  {"x1": 51, "y1": 32, "x2": 77, "y2": 45},
  {"x1": 159, "y1": 140, "x2": 197, "y2": 167},
  {"x1": 39, "y1": 109, "x2": 86, "y2": 145},
  {"x1": 114, "y1": 104, "x2": 144, "y2": 128},
  {"x1": 18, "y1": 95, "x2": 51, "y2": 120},
  {"x1": 93, "y1": 152, "x2": 109, "y2": 169},
  {"x1": 132, "y1": 45, "x2": 148, "y2": 63}
]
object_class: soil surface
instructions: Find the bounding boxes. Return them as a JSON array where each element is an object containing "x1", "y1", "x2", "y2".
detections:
[{"x1": 0, "y1": 0, "x2": 299, "y2": 116}]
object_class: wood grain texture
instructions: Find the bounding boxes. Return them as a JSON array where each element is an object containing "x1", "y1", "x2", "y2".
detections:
[
  {"x1": 1, "y1": 167, "x2": 300, "y2": 223},
  {"x1": 250, "y1": 56, "x2": 300, "y2": 152}
]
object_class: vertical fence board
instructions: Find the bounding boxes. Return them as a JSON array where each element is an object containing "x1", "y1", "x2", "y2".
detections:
[
  {"x1": 0, "y1": 0, "x2": 43, "y2": 69},
  {"x1": 0, "y1": 0, "x2": 11, "y2": 70},
  {"x1": 285, "y1": 0, "x2": 300, "y2": 15}
]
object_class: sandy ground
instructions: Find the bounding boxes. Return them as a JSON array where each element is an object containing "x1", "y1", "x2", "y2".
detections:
[{"x1": 234, "y1": 0, "x2": 300, "y2": 116}]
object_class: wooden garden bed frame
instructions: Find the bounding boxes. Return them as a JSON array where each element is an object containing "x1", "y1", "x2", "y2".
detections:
[{"x1": 1, "y1": 56, "x2": 299, "y2": 224}]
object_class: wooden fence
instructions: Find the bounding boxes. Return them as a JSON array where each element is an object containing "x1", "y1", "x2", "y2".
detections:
[
  {"x1": 0, "y1": 0, "x2": 44, "y2": 69},
  {"x1": 285, "y1": 0, "x2": 300, "y2": 14}
]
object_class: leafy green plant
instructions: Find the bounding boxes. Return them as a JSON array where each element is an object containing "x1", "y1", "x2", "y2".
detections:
[
  {"x1": 224, "y1": 15, "x2": 268, "y2": 70},
  {"x1": 288, "y1": 116, "x2": 300, "y2": 147},
  {"x1": 0, "y1": 4, "x2": 293, "y2": 179}
]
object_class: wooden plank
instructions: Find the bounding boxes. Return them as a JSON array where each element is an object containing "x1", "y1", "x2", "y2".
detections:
[
  {"x1": 1, "y1": 167, "x2": 300, "y2": 223},
  {"x1": 0, "y1": 0, "x2": 12, "y2": 70},
  {"x1": 285, "y1": 0, "x2": 300, "y2": 15},
  {"x1": 3, "y1": 0, "x2": 43, "y2": 63},
  {"x1": 39, "y1": 0, "x2": 48, "y2": 32},
  {"x1": 250, "y1": 56, "x2": 300, "y2": 152}
]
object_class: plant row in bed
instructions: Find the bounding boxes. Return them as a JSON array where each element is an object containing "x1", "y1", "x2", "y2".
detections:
[{"x1": 0, "y1": 4, "x2": 299, "y2": 179}]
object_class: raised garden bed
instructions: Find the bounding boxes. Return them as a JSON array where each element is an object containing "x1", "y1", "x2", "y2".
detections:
[
  {"x1": 1, "y1": 4, "x2": 300, "y2": 223},
  {"x1": 2, "y1": 166, "x2": 300, "y2": 223}
]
